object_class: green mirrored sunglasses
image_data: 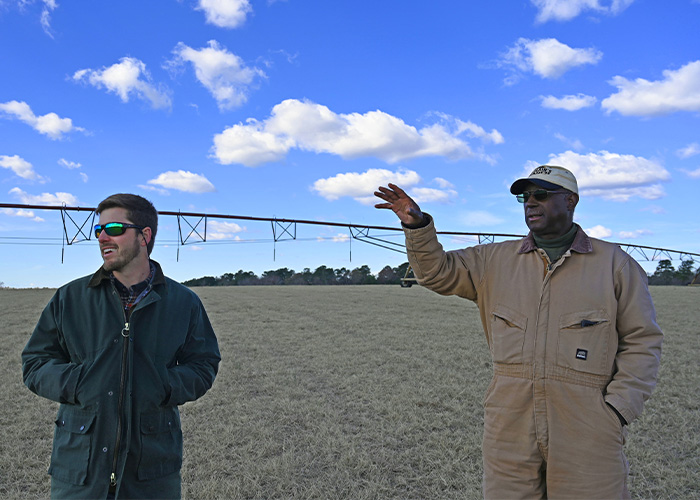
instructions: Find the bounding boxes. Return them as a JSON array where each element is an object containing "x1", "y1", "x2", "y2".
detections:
[{"x1": 94, "y1": 222, "x2": 144, "y2": 238}]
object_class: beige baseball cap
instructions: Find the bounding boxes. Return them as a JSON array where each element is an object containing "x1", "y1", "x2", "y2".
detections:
[{"x1": 510, "y1": 165, "x2": 578, "y2": 195}]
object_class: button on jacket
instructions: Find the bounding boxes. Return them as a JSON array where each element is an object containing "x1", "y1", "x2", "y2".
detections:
[
  {"x1": 404, "y1": 217, "x2": 662, "y2": 499},
  {"x1": 22, "y1": 260, "x2": 221, "y2": 499}
]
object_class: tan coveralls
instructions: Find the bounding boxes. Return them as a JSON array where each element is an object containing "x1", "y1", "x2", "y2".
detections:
[{"x1": 404, "y1": 218, "x2": 662, "y2": 499}]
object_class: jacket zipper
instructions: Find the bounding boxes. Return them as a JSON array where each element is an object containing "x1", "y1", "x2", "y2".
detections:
[
  {"x1": 110, "y1": 316, "x2": 131, "y2": 489},
  {"x1": 108, "y1": 278, "x2": 154, "y2": 490}
]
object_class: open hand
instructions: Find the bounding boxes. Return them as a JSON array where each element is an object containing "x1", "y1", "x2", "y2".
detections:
[{"x1": 374, "y1": 183, "x2": 425, "y2": 226}]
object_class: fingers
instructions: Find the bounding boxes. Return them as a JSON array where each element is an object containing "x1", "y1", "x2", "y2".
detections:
[
  {"x1": 374, "y1": 186, "x2": 396, "y2": 198},
  {"x1": 374, "y1": 184, "x2": 406, "y2": 202},
  {"x1": 374, "y1": 187, "x2": 397, "y2": 205},
  {"x1": 374, "y1": 202, "x2": 393, "y2": 210},
  {"x1": 387, "y1": 183, "x2": 408, "y2": 197}
]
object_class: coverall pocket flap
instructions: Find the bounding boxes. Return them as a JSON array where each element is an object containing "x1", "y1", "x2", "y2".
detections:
[
  {"x1": 490, "y1": 304, "x2": 527, "y2": 364},
  {"x1": 492, "y1": 304, "x2": 527, "y2": 330},
  {"x1": 559, "y1": 310, "x2": 609, "y2": 329},
  {"x1": 558, "y1": 310, "x2": 611, "y2": 375}
]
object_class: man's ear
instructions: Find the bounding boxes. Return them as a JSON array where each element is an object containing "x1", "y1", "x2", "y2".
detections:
[
  {"x1": 568, "y1": 193, "x2": 579, "y2": 211},
  {"x1": 141, "y1": 227, "x2": 152, "y2": 248}
]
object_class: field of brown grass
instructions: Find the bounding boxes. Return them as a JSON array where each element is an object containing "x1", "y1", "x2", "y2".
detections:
[{"x1": 1, "y1": 285, "x2": 698, "y2": 499}]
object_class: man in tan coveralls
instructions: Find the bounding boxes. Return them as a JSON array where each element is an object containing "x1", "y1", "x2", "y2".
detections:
[{"x1": 375, "y1": 165, "x2": 662, "y2": 499}]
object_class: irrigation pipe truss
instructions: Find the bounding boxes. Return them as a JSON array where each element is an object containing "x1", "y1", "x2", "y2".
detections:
[{"x1": 1, "y1": 203, "x2": 699, "y2": 265}]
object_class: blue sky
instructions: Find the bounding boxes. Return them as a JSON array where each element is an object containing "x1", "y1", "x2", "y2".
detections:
[{"x1": 1, "y1": 0, "x2": 699, "y2": 288}]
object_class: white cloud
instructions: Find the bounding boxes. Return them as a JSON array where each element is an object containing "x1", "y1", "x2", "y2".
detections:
[
  {"x1": 73, "y1": 57, "x2": 172, "y2": 109},
  {"x1": 618, "y1": 229, "x2": 652, "y2": 239},
  {"x1": 525, "y1": 150, "x2": 670, "y2": 201},
  {"x1": 79, "y1": 172, "x2": 89, "y2": 183},
  {"x1": 681, "y1": 167, "x2": 700, "y2": 179},
  {"x1": 138, "y1": 184, "x2": 170, "y2": 196},
  {"x1": 409, "y1": 187, "x2": 458, "y2": 204},
  {"x1": 312, "y1": 168, "x2": 421, "y2": 203},
  {"x1": 207, "y1": 220, "x2": 245, "y2": 240},
  {"x1": 433, "y1": 113, "x2": 504, "y2": 144},
  {"x1": 499, "y1": 38, "x2": 602, "y2": 82},
  {"x1": 460, "y1": 211, "x2": 505, "y2": 228},
  {"x1": 40, "y1": 0, "x2": 58, "y2": 36},
  {"x1": 540, "y1": 93, "x2": 597, "y2": 110},
  {"x1": 312, "y1": 170, "x2": 459, "y2": 206},
  {"x1": 0, "y1": 100, "x2": 82, "y2": 140},
  {"x1": 9, "y1": 187, "x2": 79, "y2": 206},
  {"x1": 11, "y1": 0, "x2": 58, "y2": 36},
  {"x1": 58, "y1": 158, "x2": 82, "y2": 169},
  {"x1": 168, "y1": 40, "x2": 265, "y2": 111},
  {"x1": 585, "y1": 224, "x2": 613, "y2": 239},
  {"x1": 601, "y1": 60, "x2": 700, "y2": 116},
  {"x1": 328, "y1": 233, "x2": 350, "y2": 243},
  {"x1": 581, "y1": 185, "x2": 666, "y2": 201},
  {"x1": 212, "y1": 99, "x2": 493, "y2": 167},
  {"x1": 212, "y1": 119, "x2": 295, "y2": 166},
  {"x1": 147, "y1": 170, "x2": 216, "y2": 193},
  {"x1": 0, "y1": 207, "x2": 44, "y2": 222},
  {"x1": 554, "y1": 133, "x2": 584, "y2": 151},
  {"x1": 676, "y1": 142, "x2": 700, "y2": 159},
  {"x1": 531, "y1": 0, "x2": 635, "y2": 23},
  {"x1": 433, "y1": 177, "x2": 455, "y2": 189},
  {"x1": 0, "y1": 154, "x2": 45, "y2": 182},
  {"x1": 196, "y1": 0, "x2": 252, "y2": 28},
  {"x1": 642, "y1": 205, "x2": 666, "y2": 215}
]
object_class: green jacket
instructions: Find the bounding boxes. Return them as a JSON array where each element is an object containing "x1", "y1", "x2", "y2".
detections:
[{"x1": 22, "y1": 261, "x2": 221, "y2": 499}]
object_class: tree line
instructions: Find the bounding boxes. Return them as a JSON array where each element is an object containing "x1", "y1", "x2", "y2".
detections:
[
  {"x1": 647, "y1": 259, "x2": 697, "y2": 286},
  {"x1": 181, "y1": 259, "x2": 698, "y2": 287},
  {"x1": 182, "y1": 262, "x2": 411, "y2": 287}
]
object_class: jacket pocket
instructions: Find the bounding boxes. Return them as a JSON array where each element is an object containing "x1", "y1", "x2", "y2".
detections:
[
  {"x1": 557, "y1": 310, "x2": 611, "y2": 375},
  {"x1": 490, "y1": 304, "x2": 527, "y2": 364},
  {"x1": 48, "y1": 407, "x2": 97, "y2": 486},
  {"x1": 137, "y1": 408, "x2": 183, "y2": 480}
]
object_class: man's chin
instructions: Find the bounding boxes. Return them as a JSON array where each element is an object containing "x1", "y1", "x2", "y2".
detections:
[{"x1": 101, "y1": 260, "x2": 119, "y2": 273}]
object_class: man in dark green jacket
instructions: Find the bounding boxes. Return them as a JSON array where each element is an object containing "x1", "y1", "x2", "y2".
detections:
[{"x1": 22, "y1": 194, "x2": 221, "y2": 499}]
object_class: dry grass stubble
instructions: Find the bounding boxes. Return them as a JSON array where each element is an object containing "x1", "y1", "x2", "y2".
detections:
[
  {"x1": 182, "y1": 286, "x2": 487, "y2": 499},
  {"x1": 1, "y1": 285, "x2": 698, "y2": 499}
]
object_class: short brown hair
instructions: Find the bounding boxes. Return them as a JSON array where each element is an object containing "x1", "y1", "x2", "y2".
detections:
[{"x1": 96, "y1": 194, "x2": 158, "y2": 255}]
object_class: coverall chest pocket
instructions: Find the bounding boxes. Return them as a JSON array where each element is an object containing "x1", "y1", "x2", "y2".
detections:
[
  {"x1": 558, "y1": 310, "x2": 611, "y2": 375},
  {"x1": 490, "y1": 304, "x2": 528, "y2": 364},
  {"x1": 48, "y1": 408, "x2": 96, "y2": 486}
]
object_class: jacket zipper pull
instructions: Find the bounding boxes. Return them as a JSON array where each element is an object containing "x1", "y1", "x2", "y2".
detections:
[
  {"x1": 110, "y1": 472, "x2": 117, "y2": 486},
  {"x1": 121, "y1": 322, "x2": 130, "y2": 338}
]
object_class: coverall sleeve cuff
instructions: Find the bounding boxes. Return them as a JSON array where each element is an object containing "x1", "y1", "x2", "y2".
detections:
[{"x1": 401, "y1": 213, "x2": 433, "y2": 231}]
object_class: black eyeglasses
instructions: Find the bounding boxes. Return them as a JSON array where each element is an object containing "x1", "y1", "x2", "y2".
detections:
[
  {"x1": 94, "y1": 222, "x2": 144, "y2": 238},
  {"x1": 516, "y1": 189, "x2": 568, "y2": 203}
]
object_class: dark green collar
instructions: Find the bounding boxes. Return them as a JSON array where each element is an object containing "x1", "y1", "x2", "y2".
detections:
[{"x1": 532, "y1": 224, "x2": 579, "y2": 263}]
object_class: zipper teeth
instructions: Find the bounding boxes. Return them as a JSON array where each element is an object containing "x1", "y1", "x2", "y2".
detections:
[{"x1": 111, "y1": 287, "x2": 130, "y2": 488}]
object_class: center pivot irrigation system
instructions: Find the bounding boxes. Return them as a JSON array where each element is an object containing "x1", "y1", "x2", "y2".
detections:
[{"x1": 2, "y1": 203, "x2": 700, "y2": 285}]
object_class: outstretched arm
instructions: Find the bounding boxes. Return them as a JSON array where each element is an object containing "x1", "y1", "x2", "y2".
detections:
[{"x1": 374, "y1": 183, "x2": 426, "y2": 227}]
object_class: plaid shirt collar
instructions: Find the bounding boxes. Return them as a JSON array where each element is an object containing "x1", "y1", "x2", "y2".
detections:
[{"x1": 111, "y1": 261, "x2": 156, "y2": 318}]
